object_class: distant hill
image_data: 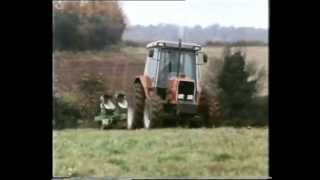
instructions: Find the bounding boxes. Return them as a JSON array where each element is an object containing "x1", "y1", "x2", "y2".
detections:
[{"x1": 122, "y1": 24, "x2": 268, "y2": 45}]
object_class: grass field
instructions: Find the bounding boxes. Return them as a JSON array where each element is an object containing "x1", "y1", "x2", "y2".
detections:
[{"x1": 53, "y1": 128, "x2": 268, "y2": 177}]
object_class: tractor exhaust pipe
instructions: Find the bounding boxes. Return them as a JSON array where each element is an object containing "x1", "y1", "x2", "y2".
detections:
[
  {"x1": 177, "y1": 38, "x2": 182, "y2": 77},
  {"x1": 176, "y1": 38, "x2": 182, "y2": 115}
]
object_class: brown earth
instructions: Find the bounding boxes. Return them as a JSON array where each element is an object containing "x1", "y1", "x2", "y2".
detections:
[{"x1": 53, "y1": 48, "x2": 146, "y2": 97}]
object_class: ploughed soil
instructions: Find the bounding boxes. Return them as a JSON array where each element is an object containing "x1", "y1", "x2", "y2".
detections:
[{"x1": 53, "y1": 48, "x2": 146, "y2": 97}]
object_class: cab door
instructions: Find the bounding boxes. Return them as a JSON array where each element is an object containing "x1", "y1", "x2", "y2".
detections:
[{"x1": 145, "y1": 48, "x2": 160, "y2": 87}]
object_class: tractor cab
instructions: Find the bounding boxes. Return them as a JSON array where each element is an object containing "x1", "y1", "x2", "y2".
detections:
[{"x1": 144, "y1": 40, "x2": 207, "y2": 104}]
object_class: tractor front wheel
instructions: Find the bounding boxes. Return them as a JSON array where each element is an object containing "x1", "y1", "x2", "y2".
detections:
[
  {"x1": 127, "y1": 83, "x2": 145, "y2": 129},
  {"x1": 143, "y1": 95, "x2": 163, "y2": 129}
]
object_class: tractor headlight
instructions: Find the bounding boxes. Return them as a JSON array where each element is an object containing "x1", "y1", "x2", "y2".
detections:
[
  {"x1": 187, "y1": 95, "x2": 193, "y2": 100},
  {"x1": 178, "y1": 94, "x2": 184, "y2": 99}
]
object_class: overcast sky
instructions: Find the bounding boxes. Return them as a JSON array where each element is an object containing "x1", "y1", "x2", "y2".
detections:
[{"x1": 120, "y1": 0, "x2": 268, "y2": 29}]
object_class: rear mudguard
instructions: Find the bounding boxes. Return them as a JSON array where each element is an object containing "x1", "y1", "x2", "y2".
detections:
[{"x1": 134, "y1": 75, "x2": 154, "y2": 99}]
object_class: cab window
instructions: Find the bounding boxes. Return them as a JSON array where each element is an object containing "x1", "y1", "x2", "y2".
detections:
[{"x1": 145, "y1": 48, "x2": 159, "y2": 81}]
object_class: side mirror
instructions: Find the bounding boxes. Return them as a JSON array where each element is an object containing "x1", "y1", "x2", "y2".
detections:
[
  {"x1": 148, "y1": 49, "x2": 154, "y2": 58},
  {"x1": 203, "y1": 53, "x2": 208, "y2": 63}
]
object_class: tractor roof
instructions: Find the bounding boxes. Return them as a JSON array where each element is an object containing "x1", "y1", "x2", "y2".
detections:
[{"x1": 146, "y1": 40, "x2": 202, "y2": 51}]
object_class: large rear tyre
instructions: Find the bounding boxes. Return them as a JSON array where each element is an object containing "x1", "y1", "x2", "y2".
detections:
[
  {"x1": 127, "y1": 83, "x2": 145, "y2": 129},
  {"x1": 143, "y1": 95, "x2": 163, "y2": 129}
]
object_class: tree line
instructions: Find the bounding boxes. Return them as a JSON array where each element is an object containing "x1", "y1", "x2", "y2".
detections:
[
  {"x1": 123, "y1": 24, "x2": 268, "y2": 45},
  {"x1": 53, "y1": 1, "x2": 126, "y2": 51}
]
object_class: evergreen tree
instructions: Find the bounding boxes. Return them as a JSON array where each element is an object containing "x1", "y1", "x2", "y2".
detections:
[{"x1": 218, "y1": 47, "x2": 258, "y2": 120}]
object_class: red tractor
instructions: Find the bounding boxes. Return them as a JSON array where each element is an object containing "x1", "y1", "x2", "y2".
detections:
[{"x1": 127, "y1": 40, "x2": 222, "y2": 129}]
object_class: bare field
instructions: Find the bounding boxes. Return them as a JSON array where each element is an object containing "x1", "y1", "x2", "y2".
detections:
[{"x1": 53, "y1": 128, "x2": 268, "y2": 177}]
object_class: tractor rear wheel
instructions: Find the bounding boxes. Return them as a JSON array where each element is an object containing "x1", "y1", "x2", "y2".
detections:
[
  {"x1": 143, "y1": 95, "x2": 163, "y2": 129},
  {"x1": 127, "y1": 83, "x2": 145, "y2": 129}
]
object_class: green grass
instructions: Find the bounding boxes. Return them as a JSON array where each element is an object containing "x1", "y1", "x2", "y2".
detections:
[{"x1": 53, "y1": 127, "x2": 268, "y2": 177}]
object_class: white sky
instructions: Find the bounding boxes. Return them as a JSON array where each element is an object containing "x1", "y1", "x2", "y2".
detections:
[{"x1": 120, "y1": 0, "x2": 268, "y2": 29}]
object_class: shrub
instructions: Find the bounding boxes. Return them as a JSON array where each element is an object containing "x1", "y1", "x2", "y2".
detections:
[
  {"x1": 53, "y1": 96, "x2": 80, "y2": 129},
  {"x1": 53, "y1": 11, "x2": 81, "y2": 51},
  {"x1": 205, "y1": 46, "x2": 268, "y2": 126},
  {"x1": 53, "y1": 72, "x2": 108, "y2": 128},
  {"x1": 76, "y1": 73, "x2": 106, "y2": 121},
  {"x1": 53, "y1": 2, "x2": 126, "y2": 51}
]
